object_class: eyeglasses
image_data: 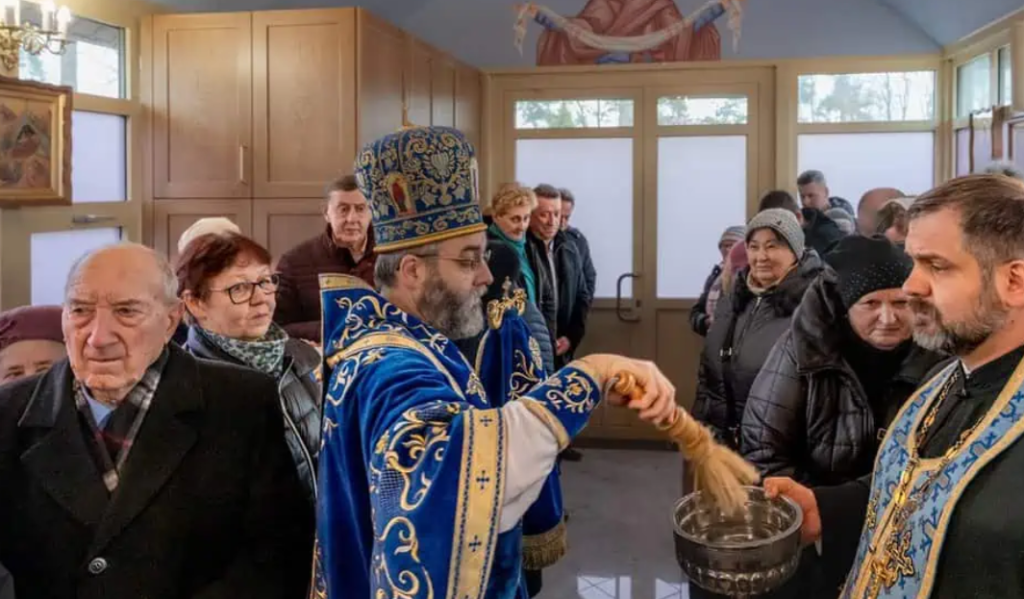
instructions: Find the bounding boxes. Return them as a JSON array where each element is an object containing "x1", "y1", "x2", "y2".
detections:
[
  {"x1": 210, "y1": 274, "x2": 280, "y2": 305},
  {"x1": 413, "y1": 250, "x2": 492, "y2": 271}
]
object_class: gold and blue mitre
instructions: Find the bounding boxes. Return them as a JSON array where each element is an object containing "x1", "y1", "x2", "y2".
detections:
[{"x1": 354, "y1": 126, "x2": 485, "y2": 253}]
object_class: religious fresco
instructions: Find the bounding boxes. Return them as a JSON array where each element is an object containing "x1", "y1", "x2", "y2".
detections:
[{"x1": 514, "y1": 0, "x2": 746, "y2": 66}]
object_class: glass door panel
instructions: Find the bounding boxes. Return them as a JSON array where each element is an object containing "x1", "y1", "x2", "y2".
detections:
[
  {"x1": 656, "y1": 136, "x2": 747, "y2": 299},
  {"x1": 515, "y1": 138, "x2": 635, "y2": 299}
]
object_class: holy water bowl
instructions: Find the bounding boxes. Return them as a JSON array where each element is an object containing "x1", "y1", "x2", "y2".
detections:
[{"x1": 672, "y1": 486, "x2": 803, "y2": 597}]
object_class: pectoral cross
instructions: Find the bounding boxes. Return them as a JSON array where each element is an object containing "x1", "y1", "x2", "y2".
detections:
[
  {"x1": 867, "y1": 530, "x2": 916, "y2": 599},
  {"x1": 501, "y1": 277, "x2": 513, "y2": 299}
]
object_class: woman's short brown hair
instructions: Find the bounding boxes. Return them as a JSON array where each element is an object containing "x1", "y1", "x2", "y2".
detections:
[
  {"x1": 490, "y1": 183, "x2": 537, "y2": 216},
  {"x1": 875, "y1": 200, "x2": 909, "y2": 238},
  {"x1": 176, "y1": 232, "x2": 272, "y2": 299}
]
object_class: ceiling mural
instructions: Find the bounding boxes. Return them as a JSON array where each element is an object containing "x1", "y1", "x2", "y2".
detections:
[
  {"x1": 147, "y1": 0, "x2": 1022, "y2": 68},
  {"x1": 512, "y1": 0, "x2": 745, "y2": 66}
]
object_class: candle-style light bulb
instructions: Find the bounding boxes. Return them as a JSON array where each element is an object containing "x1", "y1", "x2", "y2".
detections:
[
  {"x1": 41, "y1": 0, "x2": 55, "y2": 31},
  {"x1": 56, "y1": 5, "x2": 70, "y2": 35}
]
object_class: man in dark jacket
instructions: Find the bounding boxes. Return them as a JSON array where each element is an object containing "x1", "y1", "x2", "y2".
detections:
[
  {"x1": 526, "y1": 184, "x2": 589, "y2": 369},
  {"x1": 558, "y1": 187, "x2": 596, "y2": 304},
  {"x1": 759, "y1": 189, "x2": 845, "y2": 256},
  {"x1": 275, "y1": 174, "x2": 377, "y2": 342},
  {"x1": 0, "y1": 244, "x2": 312, "y2": 599}
]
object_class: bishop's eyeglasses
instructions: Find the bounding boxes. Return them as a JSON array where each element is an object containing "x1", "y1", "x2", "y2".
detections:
[
  {"x1": 413, "y1": 249, "x2": 491, "y2": 272},
  {"x1": 209, "y1": 274, "x2": 281, "y2": 305}
]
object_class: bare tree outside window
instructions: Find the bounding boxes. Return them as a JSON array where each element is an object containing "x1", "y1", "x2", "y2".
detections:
[{"x1": 798, "y1": 71, "x2": 935, "y2": 124}]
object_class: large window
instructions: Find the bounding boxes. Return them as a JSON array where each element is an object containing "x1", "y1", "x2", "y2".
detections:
[
  {"x1": 798, "y1": 72, "x2": 935, "y2": 123},
  {"x1": 957, "y1": 54, "x2": 992, "y2": 117},
  {"x1": 515, "y1": 99, "x2": 634, "y2": 129},
  {"x1": 798, "y1": 132, "x2": 934, "y2": 203},
  {"x1": 18, "y1": 2, "x2": 125, "y2": 98}
]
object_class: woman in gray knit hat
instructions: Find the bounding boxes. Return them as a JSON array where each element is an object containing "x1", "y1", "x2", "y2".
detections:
[
  {"x1": 693, "y1": 208, "x2": 822, "y2": 451},
  {"x1": 688, "y1": 208, "x2": 823, "y2": 599}
]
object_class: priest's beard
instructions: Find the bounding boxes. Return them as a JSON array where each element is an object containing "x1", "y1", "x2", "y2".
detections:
[
  {"x1": 911, "y1": 275, "x2": 1008, "y2": 356},
  {"x1": 416, "y1": 271, "x2": 486, "y2": 340}
]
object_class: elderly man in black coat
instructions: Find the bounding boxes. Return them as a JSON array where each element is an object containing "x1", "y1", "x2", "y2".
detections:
[{"x1": 0, "y1": 243, "x2": 312, "y2": 599}]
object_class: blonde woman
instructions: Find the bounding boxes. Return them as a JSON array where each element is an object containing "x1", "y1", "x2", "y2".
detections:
[{"x1": 488, "y1": 183, "x2": 539, "y2": 302}]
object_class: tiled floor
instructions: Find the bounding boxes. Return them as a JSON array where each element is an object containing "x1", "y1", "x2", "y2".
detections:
[{"x1": 540, "y1": 448, "x2": 691, "y2": 599}]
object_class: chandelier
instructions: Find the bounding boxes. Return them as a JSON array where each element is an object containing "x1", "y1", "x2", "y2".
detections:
[{"x1": 0, "y1": 1, "x2": 71, "y2": 73}]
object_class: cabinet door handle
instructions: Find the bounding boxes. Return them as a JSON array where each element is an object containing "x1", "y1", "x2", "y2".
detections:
[{"x1": 238, "y1": 145, "x2": 247, "y2": 185}]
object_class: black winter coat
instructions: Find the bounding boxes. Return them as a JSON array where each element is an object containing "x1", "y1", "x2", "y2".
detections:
[
  {"x1": 526, "y1": 230, "x2": 589, "y2": 366},
  {"x1": 802, "y1": 208, "x2": 846, "y2": 256},
  {"x1": 741, "y1": 273, "x2": 944, "y2": 486},
  {"x1": 693, "y1": 251, "x2": 824, "y2": 445},
  {"x1": 185, "y1": 327, "x2": 322, "y2": 504},
  {"x1": 0, "y1": 346, "x2": 313, "y2": 599}
]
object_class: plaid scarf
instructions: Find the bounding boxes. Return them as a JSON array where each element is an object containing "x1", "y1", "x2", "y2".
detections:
[{"x1": 74, "y1": 349, "x2": 169, "y2": 493}]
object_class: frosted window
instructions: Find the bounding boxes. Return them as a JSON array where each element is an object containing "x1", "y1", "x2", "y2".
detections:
[
  {"x1": 798, "y1": 72, "x2": 935, "y2": 123},
  {"x1": 31, "y1": 227, "x2": 122, "y2": 305},
  {"x1": 515, "y1": 100, "x2": 634, "y2": 129},
  {"x1": 957, "y1": 55, "x2": 992, "y2": 117},
  {"x1": 72, "y1": 111, "x2": 126, "y2": 203},
  {"x1": 657, "y1": 136, "x2": 746, "y2": 299},
  {"x1": 973, "y1": 123, "x2": 994, "y2": 174},
  {"x1": 17, "y1": 4, "x2": 124, "y2": 99},
  {"x1": 797, "y1": 133, "x2": 934, "y2": 203},
  {"x1": 657, "y1": 96, "x2": 748, "y2": 125},
  {"x1": 999, "y1": 46, "x2": 1013, "y2": 107},
  {"x1": 1014, "y1": 126, "x2": 1024, "y2": 173},
  {"x1": 515, "y1": 138, "x2": 633, "y2": 298},
  {"x1": 956, "y1": 128, "x2": 971, "y2": 177}
]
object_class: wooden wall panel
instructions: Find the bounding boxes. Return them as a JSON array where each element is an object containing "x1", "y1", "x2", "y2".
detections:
[
  {"x1": 356, "y1": 12, "x2": 407, "y2": 147},
  {"x1": 407, "y1": 40, "x2": 433, "y2": 126},
  {"x1": 455, "y1": 66, "x2": 482, "y2": 149},
  {"x1": 431, "y1": 59, "x2": 456, "y2": 128},
  {"x1": 253, "y1": 9, "x2": 357, "y2": 198},
  {"x1": 153, "y1": 13, "x2": 252, "y2": 199},
  {"x1": 152, "y1": 199, "x2": 253, "y2": 263},
  {"x1": 251, "y1": 199, "x2": 325, "y2": 262}
]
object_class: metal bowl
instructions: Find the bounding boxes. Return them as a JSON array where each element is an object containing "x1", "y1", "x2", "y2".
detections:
[{"x1": 672, "y1": 486, "x2": 803, "y2": 597}]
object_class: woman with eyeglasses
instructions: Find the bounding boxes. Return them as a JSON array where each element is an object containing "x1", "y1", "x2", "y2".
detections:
[{"x1": 175, "y1": 232, "x2": 321, "y2": 503}]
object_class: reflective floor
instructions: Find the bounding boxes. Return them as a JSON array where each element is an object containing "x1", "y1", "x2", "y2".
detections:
[{"x1": 542, "y1": 448, "x2": 690, "y2": 599}]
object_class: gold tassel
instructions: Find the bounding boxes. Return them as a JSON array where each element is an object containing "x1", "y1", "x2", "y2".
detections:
[
  {"x1": 613, "y1": 373, "x2": 759, "y2": 514},
  {"x1": 522, "y1": 520, "x2": 568, "y2": 570}
]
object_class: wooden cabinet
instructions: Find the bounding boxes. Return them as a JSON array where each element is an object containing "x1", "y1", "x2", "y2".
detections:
[
  {"x1": 252, "y1": 199, "x2": 325, "y2": 261},
  {"x1": 153, "y1": 13, "x2": 253, "y2": 199},
  {"x1": 152, "y1": 199, "x2": 253, "y2": 262},
  {"x1": 145, "y1": 8, "x2": 483, "y2": 253},
  {"x1": 253, "y1": 10, "x2": 357, "y2": 198}
]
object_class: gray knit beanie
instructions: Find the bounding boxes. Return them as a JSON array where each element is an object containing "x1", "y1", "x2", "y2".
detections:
[{"x1": 746, "y1": 208, "x2": 805, "y2": 257}]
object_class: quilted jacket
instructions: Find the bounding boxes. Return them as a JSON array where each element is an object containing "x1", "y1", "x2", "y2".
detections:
[
  {"x1": 740, "y1": 272, "x2": 944, "y2": 486},
  {"x1": 692, "y1": 250, "x2": 824, "y2": 447}
]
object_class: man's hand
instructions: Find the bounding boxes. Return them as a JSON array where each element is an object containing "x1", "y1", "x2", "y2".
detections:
[
  {"x1": 556, "y1": 337, "x2": 571, "y2": 356},
  {"x1": 764, "y1": 477, "x2": 821, "y2": 545},
  {"x1": 574, "y1": 354, "x2": 676, "y2": 426}
]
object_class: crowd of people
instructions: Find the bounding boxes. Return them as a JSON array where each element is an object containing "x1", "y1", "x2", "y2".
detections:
[{"x1": 1, "y1": 120, "x2": 1024, "y2": 599}]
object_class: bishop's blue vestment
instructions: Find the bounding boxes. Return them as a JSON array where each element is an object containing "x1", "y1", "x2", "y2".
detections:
[{"x1": 312, "y1": 275, "x2": 602, "y2": 599}]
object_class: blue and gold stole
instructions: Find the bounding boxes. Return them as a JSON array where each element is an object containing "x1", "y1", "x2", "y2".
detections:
[
  {"x1": 472, "y1": 284, "x2": 567, "y2": 571},
  {"x1": 842, "y1": 357, "x2": 1024, "y2": 599},
  {"x1": 311, "y1": 275, "x2": 600, "y2": 599}
]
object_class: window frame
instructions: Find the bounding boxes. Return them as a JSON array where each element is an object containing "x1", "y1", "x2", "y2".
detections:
[{"x1": 0, "y1": 0, "x2": 144, "y2": 310}]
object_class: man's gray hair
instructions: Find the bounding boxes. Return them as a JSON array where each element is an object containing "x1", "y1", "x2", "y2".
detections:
[
  {"x1": 65, "y1": 243, "x2": 179, "y2": 305},
  {"x1": 375, "y1": 243, "x2": 439, "y2": 292},
  {"x1": 981, "y1": 161, "x2": 1024, "y2": 181},
  {"x1": 797, "y1": 169, "x2": 827, "y2": 187}
]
